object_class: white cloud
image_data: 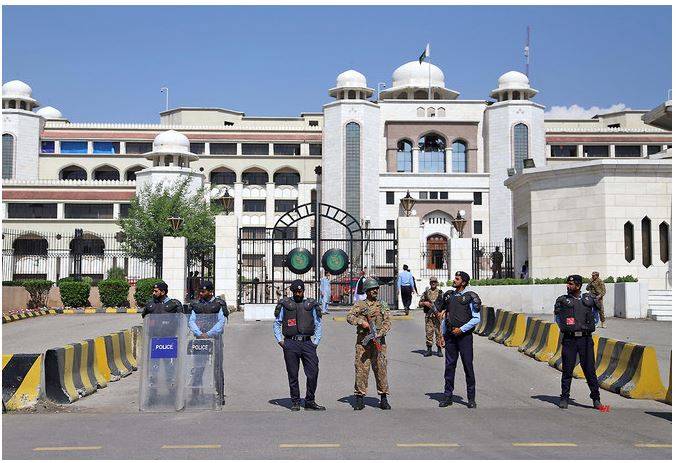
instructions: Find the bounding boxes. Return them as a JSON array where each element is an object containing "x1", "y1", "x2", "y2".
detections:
[{"x1": 544, "y1": 103, "x2": 630, "y2": 119}]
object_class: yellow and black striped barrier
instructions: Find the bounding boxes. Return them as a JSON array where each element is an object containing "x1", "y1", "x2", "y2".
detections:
[
  {"x1": 548, "y1": 333, "x2": 600, "y2": 379},
  {"x1": 665, "y1": 353, "x2": 671, "y2": 405},
  {"x1": 44, "y1": 339, "x2": 102, "y2": 404},
  {"x1": 518, "y1": 318, "x2": 560, "y2": 362},
  {"x1": 130, "y1": 325, "x2": 143, "y2": 360},
  {"x1": 3, "y1": 307, "x2": 139, "y2": 324},
  {"x1": 501, "y1": 313, "x2": 527, "y2": 347},
  {"x1": 474, "y1": 306, "x2": 496, "y2": 336},
  {"x1": 2, "y1": 309, "x2": 53, "y2": 324},
  {"x1": 102, "y1": 331, "x2": 135, "y2": 381},
  {"x1": 2, "y1": 354, "x2": 43, "y2": 410},
  {"x1": 487, "y1": 309, "x2": 509, "y2": 340}
]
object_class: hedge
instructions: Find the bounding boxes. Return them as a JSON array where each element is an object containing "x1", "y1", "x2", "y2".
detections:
[
  {"x1": 106, "y1": 266, "x2": 126, "y2": 281},
  {"x1": 3, "y1": 280, "x2": 23, "y2": 286},
  {"x1": 59, "y1": 280, "x2": 91, "y2": 308},
  {"x1": 98, "y1": 279, "x2": 130, "y2": 307},
  {"x1": 135, "y1": 278, "x2": 163, "y2": 307},
  {"x1": 20, "y1": 279, "x2": 54, "y2": 309},
  {"x1": 461, "y1": 275, "x2": 638, "y2": 287}
]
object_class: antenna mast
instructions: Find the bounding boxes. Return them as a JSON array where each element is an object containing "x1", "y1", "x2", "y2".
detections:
[{"x1": 524, "y1": 26, "x2": 531, "y2": 78}]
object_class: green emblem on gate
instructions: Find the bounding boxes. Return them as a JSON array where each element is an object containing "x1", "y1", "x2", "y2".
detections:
[
  {"x1": 321, "y1": 248, "x2": 349, "y2": 275},
  {"x1": 286, "y1": 248, "x2": 313, "y2": 274}
]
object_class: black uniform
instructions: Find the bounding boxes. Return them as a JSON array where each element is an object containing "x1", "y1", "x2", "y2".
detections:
[
  {"x1": 275, "y1": 296, "x2": 321, "y2": 403},
  {"x1": 554, "y1": 292, "x2": 601, "y2": 401}
]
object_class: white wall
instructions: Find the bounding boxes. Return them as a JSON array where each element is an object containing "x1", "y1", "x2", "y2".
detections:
[{"x1": 3, "y1": 111, "x2": 42, "y2": 181}]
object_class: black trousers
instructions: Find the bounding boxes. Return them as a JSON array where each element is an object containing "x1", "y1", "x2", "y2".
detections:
[
  {"x1": 401, "y1": 286, "x2": 413, "y2": 309},
  {"x1": 443, "y1": 331, "x2": 475, "y2": 400},
  {"x1": 561, "y1": 335, "x2": 600, "y2": 400},
  {"x1": 191, "y1": 337, "x2": 224, "y2": 400},
  {"x1": 282, "y1": 338, "x2": 319, "y2": 402}
]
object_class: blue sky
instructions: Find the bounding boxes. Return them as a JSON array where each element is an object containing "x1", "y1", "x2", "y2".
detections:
[{"x1": 3, "y1": 6, "x2": 672, "y2": 123}]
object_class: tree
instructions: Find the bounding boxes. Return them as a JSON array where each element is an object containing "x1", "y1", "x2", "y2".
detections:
[{"x1": 118, "y1": 179, "x2": 218, "y2": 265}]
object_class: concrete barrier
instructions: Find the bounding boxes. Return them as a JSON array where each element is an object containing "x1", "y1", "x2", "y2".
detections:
[
  {"x1": 518, "y1": 318, "x2": 544, "y2": 353},
  {"x1": 548, "y1": 334, "x2": 600, "y2": 379},
  {"x1": 488, "y1": 309, "x2": 508, "y2": 340},
  {"x1": 103, "y1": 332, "x2": 134, "y2": 381},
  {"x1": 665, "y1": 353, "x2": 671, "y2": 405},
  {"x1": 475, "y1": 306, "x2": 496, "y2": 336},
  {"x1": 44, "y1": 340, "x2": 100, "y2": 404},
  {"x1": 2, "y1": 354, "x2": 43, "y2": 410},
  {"x1": 121, "y1": 330, "x2": 138, "y2": 370},
  {"x1": 130, "y1": 325, "x2": 143, "y2": 360},
  {"x1": 503, "y1": 313, "x2": 527, "y2": 347},
  {"x1": 2, "y1": 309, "x2": 51, "y2": 324}
]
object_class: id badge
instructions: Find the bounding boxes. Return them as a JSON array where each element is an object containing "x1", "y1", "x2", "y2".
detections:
[
  {"x1": 565, "y1": 317, "x2": 575, "y2": 326},
  {"x1": 287, "y1": 318, "x2": 297, "y2": 327}
]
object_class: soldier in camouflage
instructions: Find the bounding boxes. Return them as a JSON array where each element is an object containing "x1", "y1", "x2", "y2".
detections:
[
  {"x1": 418, "y1": 276, "x2": 443, "y2": 357},
  {"x1": 346, "y1": 278, "x2": 392, "y2": 411},
  {"x1": 586, "y1": 271, "x2": 607, "y2": 328}
]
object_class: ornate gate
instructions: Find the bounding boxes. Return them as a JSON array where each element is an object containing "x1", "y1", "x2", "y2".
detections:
[{"x1": 237, "y1": 203, "x2": 398, "y2": 308}]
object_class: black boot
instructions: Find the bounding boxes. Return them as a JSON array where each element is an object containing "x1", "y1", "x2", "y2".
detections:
[
  {"x1": 354, "y1": 395, "x2": 364, "y2": 411},
  {"x1": 558, "y1": 397, "x2": 568, "y2": 409},
  {"x1": 436, "y1": 346, "x2": 443, "y2": 357},
  {"x1": 467, "y1": 399, "x2": 477, "y2": 409},
  {"x1": 380, "y1": 394, "x2": 391, "y2": 410},
  {"x1": 424, "y1": 346, "x2": 432, "y2": 357},
  {"x1": 439, "y1": 396, "x2": 453, "y2": 407},
  {"x1": 404, "y1": 308, "x2": 410, "y2": 316},
  {"x1": 304, "y1": 400, "x2": 326, "y2": 411}
]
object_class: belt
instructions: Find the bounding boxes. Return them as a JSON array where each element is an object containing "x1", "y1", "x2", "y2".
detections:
[{"x1": 285, "y1": 335, "x2": 312, "y2": 341}]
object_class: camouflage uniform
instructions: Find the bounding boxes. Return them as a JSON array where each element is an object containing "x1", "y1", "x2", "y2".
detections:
[
  {"x1": 585, "y1": 278, "x2": 606, "y2": 322},
  {"x1": 346, "y1": 299, "x2": 391, "y2": 396},
  {"x1": 419, "y1": 287, "x2": 442, "y2": 347}
]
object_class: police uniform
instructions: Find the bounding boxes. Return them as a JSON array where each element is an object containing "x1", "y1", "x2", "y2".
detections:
[
  {"x1": 273, "y1": 280, "x2": 324, "y2": 410},
  {"x1": 555, "y1": 275, "x2": 602, "y2": 408},
  {"x1": 418, "y1": 279, "x2": 443, "y2": 357},
  {"x1": 346, "y1": 278, "x2": 391, "y2": 410}
]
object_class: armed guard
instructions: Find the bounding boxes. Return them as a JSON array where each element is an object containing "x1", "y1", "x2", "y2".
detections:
[
  {"x1": 188, "y1": 281, "x2": 228, "y2": 406},
  {"x1": 436, "y1": 271, "x2": 481, "y2": 409},
  {"x1": 346, "y1": 278, "x2": 392, "y2": 411},
  {"x1": 418, "y1": 276, "x2": 443, "y2": 357},
  {"x1": 555, "y1": 275, "x2": 608, "y2": 411},
  {"x1": 273, "y1": 279, "x2": 325, "y2": 412}
]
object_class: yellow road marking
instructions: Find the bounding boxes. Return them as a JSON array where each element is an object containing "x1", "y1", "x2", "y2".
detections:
[
  {"x1": 279, "y1": 443, "x2": 340, "y2": 448},
  {"x1": 396, "y1": 443, "x2": 459, "y2": 448},
  {"x1": 513, "y1": 442, "x2": 578, "y2": 447},
  {"x1": 332, "y1": 316, "x2": 346, "y2": 321},
  {"x1": 34, "y1": 446, "x2": 102, "y2": 451},
  {"x1": 162, "y1": 444, "x2": 222, "y2": 449},
  {"x1": 635, "y1": 443, "x2": 672, "y2": 448}
]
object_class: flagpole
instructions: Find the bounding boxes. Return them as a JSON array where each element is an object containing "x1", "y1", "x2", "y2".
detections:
[{"x1": 428, "y1": 45, "x2": 432, "y2": 100}]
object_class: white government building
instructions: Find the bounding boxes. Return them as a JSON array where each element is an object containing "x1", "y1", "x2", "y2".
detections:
[{"x1": 1, "y1": 59, "x2": 672, "y2": 295}]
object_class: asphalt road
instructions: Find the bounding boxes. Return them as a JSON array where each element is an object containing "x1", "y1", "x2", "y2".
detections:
[{"x1": 2, "y1": 310, "x2": 672, "y2": 459}]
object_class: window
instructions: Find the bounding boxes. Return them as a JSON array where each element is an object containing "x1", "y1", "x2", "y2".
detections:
[
  {"x1": 429, "y1": 191, "x2": 438, "y2": 200},
  {"x1": 513, "y1": 124, "x2": 528, "y2": 173},
  {"x1": 309, "y1": 144, "x2": 322, "y2": 156},
  {"x1": 419, "y1": 191, "x2": 428, "y2": 199},
  {"x1": 386, "y1": 220, "x2": 395, "y2": 233},
  {"x1": 584, "y1": 145, "x2": 609, "y2": 157},
  {"x1": 452, "y1": 140, "x2": 468, "y2": 173},
  {"x1": 93, "y1": 166, "x2": 120, "y2": 181},
  {"x1": 60, "y1": 141, "x2": 88, "y2": 154},
  {"x1": 615, "y1": 145, "x2": 642, "y2": 158},
  {"x1": 418, "y1": 134, "x2": 446, "y2": 173},
  {"x1": 272, "y1": 227, "x2": 298, "y2": 239},
  {"x1": 396, "y1": 140, "x2": 413, "y2": 172},
  {"x1": 607, "y1": 123, "x2": 620, "y2": 128},
  {"x1": 414, "y1": 90, "x2": 427, "y2": 99},
  {"x1": 242, "y1": 170, "x2": 268, "y2": 186},
  {"x1": 417, "y1": 107, "x2": 425, "y2": 117},
  {"x1": 60, "y1": 166, "x2": 87, "y2": 180},
  {"x1": 348, "y1": 90, "x2": 356, "y2": 99},
  {"x1": 309, "y1": 120, "x2": 319, "y2": 127},
  {"x1": 243, "y1": 200, "x2": 266, "y2": 212},
  {"x1": 7, "y1": 203, "x2": 57, "y2": 219},
  {"x1": 242, "y1": 143, "x2": 269, "y2": 156},
  {"x1": 642, "y1": 216, "x2": 652, "y2": 268},
  {"x1": 474, "y1": 220, "x2": 483, "y2": 235},
  {"x1": 125, "y1": 142, "x2": 153, "y2": 154},
  {"x1": 437, "y1": 107, "x2": 446, "y2": 117},
  {"x1": 209, "y1": 143, "x2": 237, "y2": 155},
  {"x1": 660, "y1": 222, "x2": 670, "y2": 263},
  {"x1": 624, "y1": 221, "x2": 634, "y2": 262},
  {"x1": 386, "y1": 249, "x2": 396, "y2": 264},
  {"x1": 647, "y1": 145, "x2": 663, "y2": 156},
  {"x1": 241, "y1": 227, "x2": 266, "y2": 239},
  {"x1": 440, "y1": 192, "x2": 448, "y2": 200},
  {"x1": 273, "y1": 171, "x2": 300, "y2": 186},
  {"x1": 41, "y1": 140, "x2": 55, "y2": 153},
  {"x1": 427, "y1": 108, "x2": 436, "y2": 117},
  {"x1": 385, "y1": 191, "x2": 395, "y2": 205},
  {"x1": 397, "y1": 92, "x2": 408, "y2": 99},
  {"x1": 273, "y1": 144, "x2": 301, "y2": 156},
  {"x1": 93, "y1": 142, "x2": 120, "y2": 154},
  {"x1": 241, "y1": 254, "x2": 264, "y2": 266},
  {"x1": 119, "y1": 203, "x2": 131, "y2": 218},
  {"x1": 345, "y1": 122, "x2": 361, "y2": 220},
  {"x1": 551, "y1": 145, "x2": 577, "y2": 157},
  {"x1": 64, "y1": 203, "x2": 114, "y2": 219},
  {"x1": 2, "y1": 134, "x2": 14, "y2": 179},
  {"x1": 125, "y1": 166, "x2": 144, "y2": 181},
  {"x1": 273, "y1": 254, "x2": 286, "y2": 267},
  {"x1": 275, "y1": 199, "x2": 298, "y2": 212},
  {"x1": 13, "y1": 237, "x2": 48, "y2": 256},
  {"x1": 473, "y1": 192, "x2": 482, "y2": 205},
  {"x1": 190, "y1": 143, "x2": 205, "y2": 155},
  {"x1": 210, "y1": 168, "x2": 236, "y2": 185}
]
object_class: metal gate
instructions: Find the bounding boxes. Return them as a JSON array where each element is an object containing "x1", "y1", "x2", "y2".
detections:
[
  {"x1": 186, "y1": 245, "x2": 216, "y2": 300},
  {"x1": 237, "y1": 203, "x2": 398, "y2": 308},
  {"x1": 472, "y1": 238, "x2": 514, "y2": 280}
]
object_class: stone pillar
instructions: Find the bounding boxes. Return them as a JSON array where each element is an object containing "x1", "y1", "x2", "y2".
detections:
[
  {"x1": 412, "y1": 148, "x2": 420, "y2": 174},
  {"x1": 609, "y1": 145, "x2": 616, "y2": 158},
  {"x1": 265, "y1": 182, "x2": 275, "y2": 227},
  {"x1": 450, "y1": 238, "x2": 473, "y2": 277},
  {"x1": 215, "y1": 214, "x2": 238, "y2": 308},
  {"x1": 162, "y1": 236, "x2": 187, "y2": 302},
  {"x1": 397, "y1": 216, "x2": 422, "y2": 310},
  {"x1": 445, "y1": 148, "x2": 453, "y2": 172}
]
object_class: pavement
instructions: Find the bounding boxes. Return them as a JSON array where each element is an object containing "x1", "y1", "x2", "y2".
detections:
[{"x1": 2, "y1": 309, "x2": 672, "y2": 459}]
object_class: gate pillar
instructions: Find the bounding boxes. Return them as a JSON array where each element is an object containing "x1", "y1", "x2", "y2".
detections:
[
  {"x1": 397, "y1": 216, "x2": 422, "y2": 311},
  {"x1": 450, "y1": 238, "x2": 473, "y2": 280},
  {"x1": 162, "y1": 236, "x2": 187, "y2": 302},
  {"x1": 215, "y1": 214, "x2": 238, "y2": 309}
]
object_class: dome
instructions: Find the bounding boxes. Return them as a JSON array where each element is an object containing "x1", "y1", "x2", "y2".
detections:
[
  {"x1": 496, "y1": 71, "x2": 530, "y2": 90},
  {"x1": 3, "y1": 80, "x2": 33, "y2": 99},
  {"x1": 336, "y1": 70, "x2": 367, "y2": 89},
  {"x1": 36, "y1": 106, "x2": 64, "y2": 120},
  {"x1": 152, "y1": 130, "x2": 190, "y2": 154},
  {"x1": 392, "y1": 61, "x2": 445, "y2": 89}
]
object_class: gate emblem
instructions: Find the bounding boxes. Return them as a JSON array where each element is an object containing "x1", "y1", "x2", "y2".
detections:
[
  {"x1": 321, "y1": 248, "x2": 349, "y2": 275},
  {"x1": 286, "y1": 247, "x2": 313, "y2": 274}
]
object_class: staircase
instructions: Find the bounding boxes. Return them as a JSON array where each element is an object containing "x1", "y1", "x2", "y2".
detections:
[{"x1": 647, "y1": 290, "x2": 672, "y2": 321}]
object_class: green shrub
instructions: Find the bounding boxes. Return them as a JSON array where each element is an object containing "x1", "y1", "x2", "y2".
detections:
[
  {"x1": 98, "y1": 279, "x2": 130, "y2": 307},
  {"x1": 57, "y1": 277, "x2": 78, "y2": 286},
  {"x1": 107, "y1": 266, "x2": 126, "y2": 281},
  {"x1": 20, "y1": 279, "x2": 54, "y2": 309},
  {"x1": 82, "y1": 276, "x2": 94, "y2": 287},
  {"x1": 3, "y1": 280, "x2": 23, "y2": 286},
  {"x1": 134, "y1": 278, "x2": 162, "y2": 307},
  {"x1": 616, "y1": 275, "x2": 638, "y2": 283},
  {"x1": 59, "y1": 281, "x2": 91, "y2": 308},
  {"x1": 604, "y1": 276, "x2": 615, "y2": 283}
]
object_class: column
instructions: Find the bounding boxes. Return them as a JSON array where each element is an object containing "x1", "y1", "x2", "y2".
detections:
[
  {"x1": 162, "y1": 236, "x2": 187, "y2": 302},
  {"x1": 397, "y1": 216, "x2": 422, "y2": 311},
  {"x1": 113, "y1": 203, "x2": 120, "y2": 219},
  {"x1": 236, "y1": 143, "x2": 242, "y2": 156},
  {"x1": 233, "y1": 182, "x2": 243, "y2": 217},
  {"x1": 268, "y1": 143, "x2": 274, "y2": 156},
  {"x1": 215, "y1": 214, "x2": 238, "y2": 308},
  {"x1": 119, "y1": 142, "x2": 127, "y2": 155},
  {"x1": 87, "y1": 141, "x2": 94, "y2": 154},
  {"x1": 445, "y1": 148, "x2": 453, "y2": 172},
  {"x1": 412, "y1": 148, "x2": 420, "y2": 174},
  {"x1": 57, "y1": 203, "x2": 65, "y2": 219},
  {"x1": 204, "y1": 142, "x2": 211, "y2": 156},
  {"x1": 450, "y1": 238, "x2": 473, "y2": 277},
  {"x1": 577, "y1": 144, "x2": 584, "y2": 158},
  {"x1": 609, "y1": 145, "x2": 616, "y2": 158},
  {"x1": 641, "y1": 144, "x2": 648, "y2": 157},
  {"x1": 265, "y1": 182, "x2": 275, "y2": 227}
]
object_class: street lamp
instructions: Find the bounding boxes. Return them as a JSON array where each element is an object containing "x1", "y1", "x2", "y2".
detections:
[
  {"x1": 400, "y1": 190, "x2": 416, "y2": 217},
  {"x1": 451, "y1": 210, "x2": 467, "y2": 237},
  {"x1": 167, "y1": 216, "x2": 183, "y2": 233},
  {"x1": 219, "y1": 189, "x2": 234, "y2": 215}
]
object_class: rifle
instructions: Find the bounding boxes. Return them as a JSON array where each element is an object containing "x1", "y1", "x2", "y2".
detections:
[{"x1": 361, "y1": 316, "x2": 382, "y2": 352}]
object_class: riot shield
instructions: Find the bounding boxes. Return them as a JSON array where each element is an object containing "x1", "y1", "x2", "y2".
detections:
[
  {"x1": 184, "y1": 312, "x2": 224, "y2": 410},
  {"x1": 139, "y1": 313, "x2": 188, "y2": 412}
]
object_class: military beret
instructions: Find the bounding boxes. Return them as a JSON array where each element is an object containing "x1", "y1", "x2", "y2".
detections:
[
  {"x1": 199, "y1": 281, "x2": 214, "y2": 292},
  {"x1": 153, "y1": 281, "x2": 168, "y2": 293},
  {"x1": 567, "y1": 274, "x2": 583, "y2": 286},
  {"x1": 455, "y1": 271, "x2": 470, "y2": 284},
  {"x1": 429, "y1": 276, "x2": 438, "y2": 282},
  {"x1": 290, "y1": 279, "x2": 305, "y2": 292}
]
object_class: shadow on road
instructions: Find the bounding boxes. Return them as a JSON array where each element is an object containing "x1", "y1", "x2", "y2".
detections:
[
  {"x1": 425, "y1": 392, "x2": 466, "y2": 406},
  {"x1": 268, "y1": 398, "x2": 295, "y2": 410},
  {"x1": 645, "y1": 411, "x2": 672, "y2": 422},
  {"x1": 337, "y1": 395, "x2": 381, "y2": 409},
  {"x1": 531, "y1": 394, "x2": 594, "y2": 409}
]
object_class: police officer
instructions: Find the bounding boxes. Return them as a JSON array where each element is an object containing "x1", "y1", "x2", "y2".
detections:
[
  {"x1": 437, "y1": 271, "x2": 481, "y2": 408},
  {"x1": 141, "y1": 281, "x2": 183, "y2": 317},
  {"x1": 418, "y1": 276, "x2": 443, "y2": 357},
  {"x1": 555, "y1": 275, "x2": 607, "y2": 410},
  {"x1": 273, "y1": 279, "x2": 325, "y2": 412},
  {"x1": 188, "y1": 281, "x2": 228, "y2": 405},
  {"x1": 346, "y1": 278, "x2": 392, "y2": 411}
]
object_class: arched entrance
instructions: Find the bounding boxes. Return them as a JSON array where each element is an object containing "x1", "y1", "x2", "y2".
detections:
[{"x1": 425, "y1": 234, "x2": 448, "y2": 270}]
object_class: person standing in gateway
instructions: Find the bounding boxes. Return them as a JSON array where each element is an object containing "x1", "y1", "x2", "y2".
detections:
[{"x1": 397, "y1": 264, "x2": 418, "y2": 315}]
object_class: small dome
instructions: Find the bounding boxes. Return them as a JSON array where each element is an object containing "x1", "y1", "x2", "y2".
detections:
[
  {"x1": 36, "y1": 106, "x2": 64, "y2": 120},
  {"x1": 336, "y1": 70, "x2": 367, "y2": 89},
  {"x1": 3, "y1": 80, "x2": 33, "y2": 99},
  {"x1": 392, "y1": 61, "x2": 445, "y2": 89},
  {"x1": 497, "y1": 71, "x2": 530, "y2": 90},
  {"x1": 152, "y1": 130, "x2": 190, "y2": 154}
]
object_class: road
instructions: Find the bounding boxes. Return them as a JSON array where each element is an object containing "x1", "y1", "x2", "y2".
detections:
[{"x1": 2, "y1": 310, "x2": 672, "y2": 459}]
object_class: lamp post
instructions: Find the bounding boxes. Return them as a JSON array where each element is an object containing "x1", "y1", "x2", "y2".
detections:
[
  {"x1": 167, "y1": 216, "x2": 183, "y2": 234},
  {"x1": 451, "y1": 210, "x2": 467, "y2": 238},
  {"x1": 400, "y1": 190, "x2": 416, "y2": 217},
  {"x1": 219, "y1": 189, "x2": 234, "y2": 215}
]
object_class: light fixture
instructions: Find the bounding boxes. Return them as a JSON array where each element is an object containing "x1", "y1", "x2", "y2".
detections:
[
  {"x1": 115, "y1": 231, "x2": 126, "y2": 243},
  {"x1": 507, "y1": 168, "x2": 516, "y2": 177},
  {"x1": 219, "y1": 189, "x2": 234, "y2": 215},
  {"x1": 400, "y1": 190, "x2": 416, "y2": 217},
  {"x1": 523, "y1": 158, "x2": 535, "y2": 169},
  {"x1": 167, "y1": 216, "x2": 183, "y2": 233},
  {"x1": 451, "y1": 210, "x2": 467, "y2": 238}
]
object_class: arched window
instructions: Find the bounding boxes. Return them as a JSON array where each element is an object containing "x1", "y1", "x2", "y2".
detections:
[
  {"x1": 125, "y1": 166, "x2": 145, "y2": 181},
  {"x1": 345, "y1": 122, "x2": 361, "y2": 219},
  {"x1": 624, "y1": 221, "x2": 634, "y2": 262},
  {"x1": 660, "y1": 222, "x2": 670, "y2": 263},
  {"x1": 427, "y1": 107, "x2": 436, "y2": 117},
  {"x1": 19, "y1": 101, "x2": 26, "y2": 110},
  {"x1": 414, "y1": 90, "x2": 428, "y2": 99},
  {"x1": 396, "y1": 139, "x2": 413, "y2": 173},
  {"x1": 416, "y1": 107, "x2": 425, "y2": 117},
  {"x1": 426, "y1": 234, "x2": 448, "y2": 270},
  {"x1": 2, "y1": 133, "x2": 15, "y2": 179},
  {"x1": 418, "y1": 134, "x2": 446, "y2": 173},
  {"x1": 513, "y1": 91, "x2": 521, "y2": 100},
  {"x1": 273, "y1": 169, "x2": 300, "y2": 187},
  {"x1": 437, "y1": 107, "x2": 446, "y2": 117},
  {"x1": 210, "y1": 168, "x2": 236, "y2": 185},
  {"x1": 242, "y1": 168, "x2": 269, "y2": 186},
  {"x1": 451, "y1": 140, "x2": 467, "y2": 173},
  {"x1": 397, "y1": 92, "x2": 408, "y2": 99},
  {"x1": 502, "y1": 92, "x2": 508, "y2": 101},
  {"x1": 348, "y1": 90, "x2": 356, "y2": 99},
  {"x1": 60, "y1": 165, "x2": 87, "y2": 180},
  {"x1": 93, "y1": 165, "x2": 120, "y2": 181},
  {"x1": 8, "y1": 100, "x2": 16, "y2": 109},
  {"x1": 433, "y1": 92, "x2": 441, "y2": 100},
  {"x1": 70, "y1": 233, "x2": 105, "y2": 256},
  {"x1": 642, "y1": 216, "x2": 652, "y2": 268},
  {"x1": 513, "y1": 123, "x2": 529, "y2": 173},
  {"x1": 13, "y1": 234, "x2": 48, "y2": 256}
]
